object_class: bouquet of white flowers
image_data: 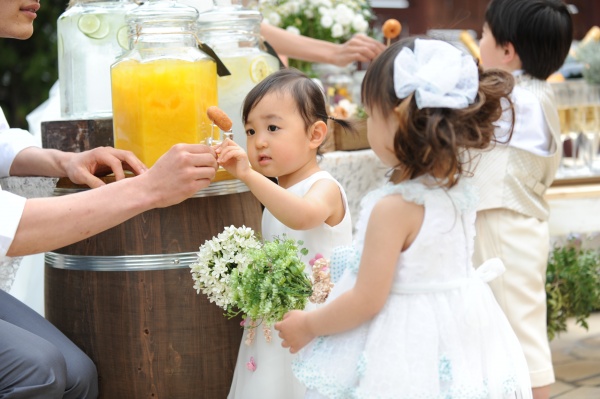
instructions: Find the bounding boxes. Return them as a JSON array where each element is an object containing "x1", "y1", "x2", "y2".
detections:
[
  {"x1": 191, "y1": 227, "x2": 333, "y2": 335},
  {"x1": 190, "y1": 225, "x2": 262, "y2": 311},
  {"x1": 258, "y1": 0, "x2": 373, "y2": 42}
]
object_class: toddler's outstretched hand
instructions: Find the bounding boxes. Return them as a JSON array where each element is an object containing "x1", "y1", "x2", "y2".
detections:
[
  {"x1": 215, "y1": 139, "x2": 251, "y2": 180},
  {"x1": 274, "y1": 310, "x2": 315, "y2": 353}
]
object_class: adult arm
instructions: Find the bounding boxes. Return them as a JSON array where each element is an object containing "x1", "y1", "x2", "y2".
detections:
[
  {"x1": 260, "y1": 23, "x2": 385, "y2": 67},
  {"x1": 6, "y1": 144, "x2": 218, "y2": 257}
]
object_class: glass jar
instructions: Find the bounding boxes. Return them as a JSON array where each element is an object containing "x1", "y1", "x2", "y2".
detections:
[
  {"x1": 111, "y1": 0, "x2": 218, "y2": 168},
  {"x1": 197, "y1": 0, "x2": 280, "y2": 150},
  {"x1": 57, "y1": 0, "x2": 138, "y2": 119},
  {"x1": 312, "y1": 63, "x2": 357, "y2": 109}
]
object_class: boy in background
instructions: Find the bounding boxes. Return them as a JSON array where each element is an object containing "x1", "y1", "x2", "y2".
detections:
[{"x1": 471, "y1": 1, "x2": 572, "y2": 398}]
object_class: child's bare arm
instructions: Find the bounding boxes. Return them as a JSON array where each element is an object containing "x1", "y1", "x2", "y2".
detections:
[
  {"x1": 218, "y1": 140, "x2": 344, "y2": 230},
  {"x1": 256, "y1": 178, "x2": 344, "y2": 230},
  {"x1": 275, "y1": 195, "x2": 423, "y2": 352}
]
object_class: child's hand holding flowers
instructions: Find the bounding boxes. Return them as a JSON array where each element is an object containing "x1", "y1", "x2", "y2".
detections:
[{"x1": 275, "y1": 309, "x2": 316, "y2": 354}]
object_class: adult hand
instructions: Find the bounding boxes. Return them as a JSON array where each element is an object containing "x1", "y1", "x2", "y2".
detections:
[
  {"x1": 65, "y1": 147, "x2": 148, "y2": 189},
  {"x1": 274, "y1": 310, "x2": 316, "y2": 354},
  {"x1": 332, "y1": 33, "x2": 386, "y2": 67},
  {"x1": 141, "y1": 143, "x2": 218, "y2": 208}
]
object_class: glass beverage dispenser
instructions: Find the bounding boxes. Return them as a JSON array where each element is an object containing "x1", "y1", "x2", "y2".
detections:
[
  {"x1": 58, "y1": 0, "x2": 138, "y2": 119},
  {"x1": 197, "y1": 0, "x2": 281, "y2": 150},
  {"x1": 111, "y1": 0, "x2": 218, "y2": 168}
]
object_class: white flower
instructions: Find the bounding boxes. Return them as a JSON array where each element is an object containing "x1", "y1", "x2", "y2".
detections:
[
  {"x1": 352, "y1": 14, "x2": 368, "y2": 33},
  {"x1": 286, "y1": 26, "x2": 301, "y2": 35},
  {"x1": 331, "y1": 22, "x2": 344, "y2": 38},
  {"x1": 320, "y1": 14, "x2": 333, "y2": 29},
  {"x1": 334, "y1": 4, "x2": 354, "y2": 26},
  {"x1": 190, "y1": 225, "x2": 261, "y2": 311},
  {"x1": 318, "y1": 5, "x2": 330, "y2": 15},
  {"x1": 337, "y1": 99, "x2": 358, "y2": 116},
  {"x1": 267, "y1": 11, "x2": 281, "y2": 26},
  {"x1": 287, "y1": 1, "x2": 301, "y2": 14}
]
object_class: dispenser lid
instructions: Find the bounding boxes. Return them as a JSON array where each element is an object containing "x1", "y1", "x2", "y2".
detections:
[
  {"x1": 197, "y1": 2, "x2": 262, "y2": 26},
  {"x1": 127, "y1": 0, "x2": 199, "y2": 25}
]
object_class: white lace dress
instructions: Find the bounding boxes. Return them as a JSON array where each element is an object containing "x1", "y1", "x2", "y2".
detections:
[
  {"x1": 228, "y1": 171, "x2": 353, "y2": 399},
  {"x1": 293, "y1": 178, "x2": 532, "y2": 399}
]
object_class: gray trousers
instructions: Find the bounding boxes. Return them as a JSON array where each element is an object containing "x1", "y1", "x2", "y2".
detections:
[{"x1": 0, "y1": 290, "x2": 98, "y2": 398}]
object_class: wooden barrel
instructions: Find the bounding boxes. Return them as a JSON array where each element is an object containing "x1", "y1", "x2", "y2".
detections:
[{"x1": 44, "y1": 179, "x2": 261, "y2": 399}]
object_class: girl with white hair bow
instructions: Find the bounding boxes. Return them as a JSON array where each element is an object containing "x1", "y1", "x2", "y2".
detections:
[{"x1": 275, "y1": 37, "x2": 533, "y2": 398}]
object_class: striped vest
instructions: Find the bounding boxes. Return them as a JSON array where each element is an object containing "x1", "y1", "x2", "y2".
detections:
[{"x1": 470, "y1": 75, "x2": 562, "y2": 221}]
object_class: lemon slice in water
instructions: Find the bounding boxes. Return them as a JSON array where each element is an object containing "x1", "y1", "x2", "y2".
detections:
[
  {"x1": 78, "y1": 14, "x2": 109, "y2": 39},
  {"x1": 250, "y1": 57, "x2": 273, "y2": 83},
  {"x1": 116, "y1": 26, "x2": 129, "y2": 50}
]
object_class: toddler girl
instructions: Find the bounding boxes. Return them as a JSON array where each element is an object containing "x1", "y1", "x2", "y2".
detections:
[
  {"x1": 275, "y1": 38, "x2": 533, "y2": 398},
  {"x1": 217, "y1": 68, "x2": 354, "y2": 399}
]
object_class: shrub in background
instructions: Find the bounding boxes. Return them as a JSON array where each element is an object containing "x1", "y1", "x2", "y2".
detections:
[{"x1": 546, "y1": 235, "x2": 600, "y2": 341}]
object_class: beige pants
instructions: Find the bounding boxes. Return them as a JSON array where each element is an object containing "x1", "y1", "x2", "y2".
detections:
[{"x1": 473, "y1": 208, "x2": 554, "y2": 388}]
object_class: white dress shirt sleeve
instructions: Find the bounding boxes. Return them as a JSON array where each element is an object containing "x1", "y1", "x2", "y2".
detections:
[
  {"x1": 0, "y1": 107, "x2": 39, "y2": 257},
  {"x1": 0, "y1": 190, "x2": 27, "y2": 257},
  {"x1": 0, "y1": 108, "x2": 38, "y2": 177}
]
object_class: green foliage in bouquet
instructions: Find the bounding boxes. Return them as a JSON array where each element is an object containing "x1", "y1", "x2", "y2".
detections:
[
  {"x1": 546, "y1": 240, "x2": 600, "y2": 341},
  {"x1": 575, "y1": 41, "x2": 600, "y2": 85},
  {"x1": 229, "y1": 235, "x2": 313, "y2": 326}
]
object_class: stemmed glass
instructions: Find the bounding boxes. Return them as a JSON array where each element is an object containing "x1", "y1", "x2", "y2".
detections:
[
  {"x1": 552, "y1": 80, "x2": 588, "y2": 176},
  {"x1": 575, "y1": 83, "x2": 600, "y2": 173}
]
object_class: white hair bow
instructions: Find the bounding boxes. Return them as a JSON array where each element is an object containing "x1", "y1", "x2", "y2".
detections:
[{"x1": 393, "y1": 38, "x2": 479, "y2": 109}]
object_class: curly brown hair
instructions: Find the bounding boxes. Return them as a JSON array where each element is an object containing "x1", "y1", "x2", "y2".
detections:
[{"x1": 361, "y1": 37, "x2": 515, "y2": 188}]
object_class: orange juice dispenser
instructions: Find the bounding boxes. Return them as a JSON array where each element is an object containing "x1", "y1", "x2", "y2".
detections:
[{"x1": 111, "y1": 0, "x2": 218, "y2": 168}]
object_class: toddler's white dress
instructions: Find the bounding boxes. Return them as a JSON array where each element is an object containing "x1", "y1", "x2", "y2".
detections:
[
  {"x1": 293, "y1": 177, "x2": 533, "y2": 399},
  {"x1": 228, "y1": 171, "x2": 353, "y2": 399}
]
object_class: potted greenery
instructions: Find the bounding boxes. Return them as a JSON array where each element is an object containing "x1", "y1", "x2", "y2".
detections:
[{"x1": 546, "y1": 235, "x2": 600, "y2": 340}]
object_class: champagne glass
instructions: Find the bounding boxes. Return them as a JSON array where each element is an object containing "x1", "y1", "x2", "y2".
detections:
[
  {"x1": 579, "y1": 83, "x2": 600, "y2": 173},
  {"x1": 553, "y1": 81, "x2": 580, "y2": 176}
]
